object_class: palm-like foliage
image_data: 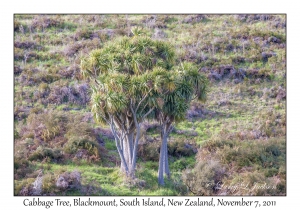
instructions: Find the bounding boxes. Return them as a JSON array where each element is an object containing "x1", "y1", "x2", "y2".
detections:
[
  {"x1": 81, "y1": 31, "x2": 208, "y2": 182},
  {"x1": 155, "y1": 62, "x2": 208, "y2": 185},
  {"x1": 81, "y1": 33, "x2": 176, "y2": 178},
  {"x1": 178, "y1": 62, "x2": 208, "y2": 101}
]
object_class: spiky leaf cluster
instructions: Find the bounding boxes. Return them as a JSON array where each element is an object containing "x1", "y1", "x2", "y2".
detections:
[
  {"x1": 153, "y1": 62, "x2": 209, "y2": 123},
  {"x1": 81, "y1": 36, "x2": 175, "y2": 78},
  {"x1": 81, "y1": 35, "x2": 208, "y2": 127},
  {"x1": 81, "y1": 35, "x2": 176, "y2": 125}
]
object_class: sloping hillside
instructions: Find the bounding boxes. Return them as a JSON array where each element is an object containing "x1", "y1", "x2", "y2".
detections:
[{"x1": 14, "y1": 14, "x2": 286, "y2": 196}]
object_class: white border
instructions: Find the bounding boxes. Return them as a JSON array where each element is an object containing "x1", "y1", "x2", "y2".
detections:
[{"x1": 2, "y1": 0, "x2": 298, "y2": 209}]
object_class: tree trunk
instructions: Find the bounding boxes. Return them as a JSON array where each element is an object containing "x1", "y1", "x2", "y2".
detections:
[
  {"x1": 115, "y1": 126, "x2": 141, "y2": 179},
  {"x1": 158, "y1": 133, "x2": 170, "y2": 185},
  {"x1": 116, "y1": 142, "x2": 129, "y2": 175},
  {"x1": 163, "y1": 135, "x2": 170, "y2": 178},
  {"x1": 121, "y1": 140, "x2": 130, "y2": 174},
  {"x1": 158, "y1": 134, "x2": 165, "y2": 185},
  {"x1": 109, "y1": 109, "x2": 146, "y2": 179},
  {"x1": 110, "y1": 122, "x2": 129, "y2": 175},
  {"x1": 127, "y1": 132, "x2": 135, "y2": 178},
  {"x1": 158, "y1": 121, "x2": 172, "y2": 185},
  {"x1": 130, "y1": 123, "x2": 140, "y2": 178}
]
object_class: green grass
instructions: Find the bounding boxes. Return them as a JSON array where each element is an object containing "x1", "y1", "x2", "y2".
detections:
[
  {"x1": 104, "y1": 139, "x2": 117, "y2": 150},
  {"x1": 27, "y1": 161, "x2": 188, "y2": 196}
]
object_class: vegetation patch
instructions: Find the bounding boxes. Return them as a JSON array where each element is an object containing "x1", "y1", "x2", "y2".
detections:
[{"x1": 14, "y1": 14, "x2": 286, "y2": 196}]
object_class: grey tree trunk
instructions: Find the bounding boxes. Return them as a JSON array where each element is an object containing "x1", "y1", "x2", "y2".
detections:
[
  {"x1": 158, "y1": 121, "x2": 172, "y2": 185},
  {"x1": 110, "y1": 118, "x2": 136, "y2": 178},
  {"x1": 107, "y1": 100, "x2": 154, "y2": 179},
  {"x1": 113, "y1": 124, "x2": 141, "y2": 179},
  {"x1": 158, "y1": 133, "x2": 165, "y2": 185},
  {"x1": 163, "y1": 135, "x2": 170, "y2": 178},
  {"x1": 124, "y1": 138, "x2": 130, "y2": 168},
  {"x1": 130, "y1": 123, "x2": 140, "y2": 177}
]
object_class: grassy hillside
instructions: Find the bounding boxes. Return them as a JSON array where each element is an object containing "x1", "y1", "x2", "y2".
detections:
[{"x1": 14, "y1": 14, "x2": 286, "y2": 196}]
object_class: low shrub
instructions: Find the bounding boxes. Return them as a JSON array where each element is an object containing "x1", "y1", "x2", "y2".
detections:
[
  {"x1": 16, "y1": 110, "x2": 107, "y2": 164},
  {"x1": 28, "y1": 146, "x2": 63, "y2": 162},
  {"x1": 14, "y1": 20, "x2": 21, "y2": 31},
  {"x1": 168, "y1": 139, "x2": 197, "y2": 157},
  {"x1": 183, "y1": 14, "x2": 207, "y2": 24},
  {"x1": 64, "y1": 137, "x2": 100, "y2": 160},
  {"x1": 255, "y1": 109, "x2": 286, "y2": 137},
  {"x1": 182, "y1": 160, "x2": 225, "y2": 195},
  {"x1": 73, "y1": 27, "x2": 93, "y2": 40},
  {"x1": 138, "y1": 139, "x2": 160, "y2": 161},
  {"x1": 56, "y1": 170, "x2": 81, "y2": 191},
  {"x1": 63, "y1": 42, "x2": 83, "y2": 57},
  {"x1": 65, "y1": 121, "x2": 94, "y2": 140},
  {"x1": 45, "y1": 83, "x2": 90, "y2": 106},
  {"x1": 31, "y1": 15, "x2": 65, "y2": 31},
  {"x1": 14, "y1": 178, "x2": 36, "y2": 196},
  {"x1": 220, "y1": 171, "x2": 282, "y2": 195},
  {"x1": 193, "y1": 137, "x2": 286, "y2": 195},
  {"x1": 27, "y1": 113, "x2": 66, "y2": 142},
  {"x1": 142, "y1": 15, "x2": 167, "y2": 29},
  {"x1": 14, "y1": 158, "x2": 33, "y2": 179},
  {"x1": 15, "y1": 170, "x2": 82, "y2": 196}
]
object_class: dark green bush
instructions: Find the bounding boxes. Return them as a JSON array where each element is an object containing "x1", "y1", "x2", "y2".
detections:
[
  {"x1": 64, "y1": 137, "x2": 100, "y2": 157},
  {"x1": 14, "y1": 158, "x2": 29, "y2": 170},
  {"x1": 264, "y1": 168, "x2": 279, "y2": 177},
  {"x1": 138, "y1": 141, "x2": 160, "y2": 161},
  {"x1": 168, "y1": 140, "x2": 196, "y2": 157},
  {"x1": 266, "y1": 145, "x2": 281, "y2": 156},
  {"x1": 28, "y1": 146, "x2": 63, "y2": 161},
  {"x1": 14, "y1": 158, "x2": 33, "y2": 179}
]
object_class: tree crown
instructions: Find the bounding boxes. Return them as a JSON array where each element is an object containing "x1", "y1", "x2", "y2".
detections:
[{"x1": 81, "y1": 34, "x2": 208, "y2": 125}]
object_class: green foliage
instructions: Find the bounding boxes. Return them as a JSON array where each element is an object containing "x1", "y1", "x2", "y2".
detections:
[
  {"x1": 81, "y1": 35, "x2": 188, "y2": 129},
  {"x1": 104, "y1": 139, "x2": 116, "y2": 150},
  {"x1": 29, "y1": 146, "x2": 63, "y2": 161},
  {"x1": 204, "y1": 138, "x2": 285, "y2": 169},
  {"x1": 138, "y1": 141, "x2": 160, "y2": 161},
  {"x1": 192, "y1": 137, "x2": 286, "y2": 195},
  {"x1": 64, "y1": 137, "x2": 100, "y2": 157},
  {"x1": 81, "y1": 35, "x2": 175, "y2": 77},
  {"x1": 171, "y1": 157, "x2": 195, "y2": 171},
  {"x1": 222, "y1": 171, "x2": 282, "y2": 195},
  {"x1": 74, "y1": 27, "x2": 93, "y2": 40},
  {"x1": 168, "y1": 139, "x2": 196, "y2": 157},
  {"x1": 14, "y1": 178, "x2": 35, "y2": 195},
  {"x1": 14, "y1": 158, "x2": 33, "y2": 179},
  {"x1": 41, "y1": 173, "x2": 57, "y2": 194},
  {"x1": 182, "y1": 160, "x2": 225, "y2": 195}
]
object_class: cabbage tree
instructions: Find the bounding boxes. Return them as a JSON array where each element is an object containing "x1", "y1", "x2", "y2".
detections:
[
  {"x1": 156, "y1": 62, "x2": 208, "y2": 185},
  {"x1": 80, "y1": 34, "x2": 175, "y2": 178}
]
